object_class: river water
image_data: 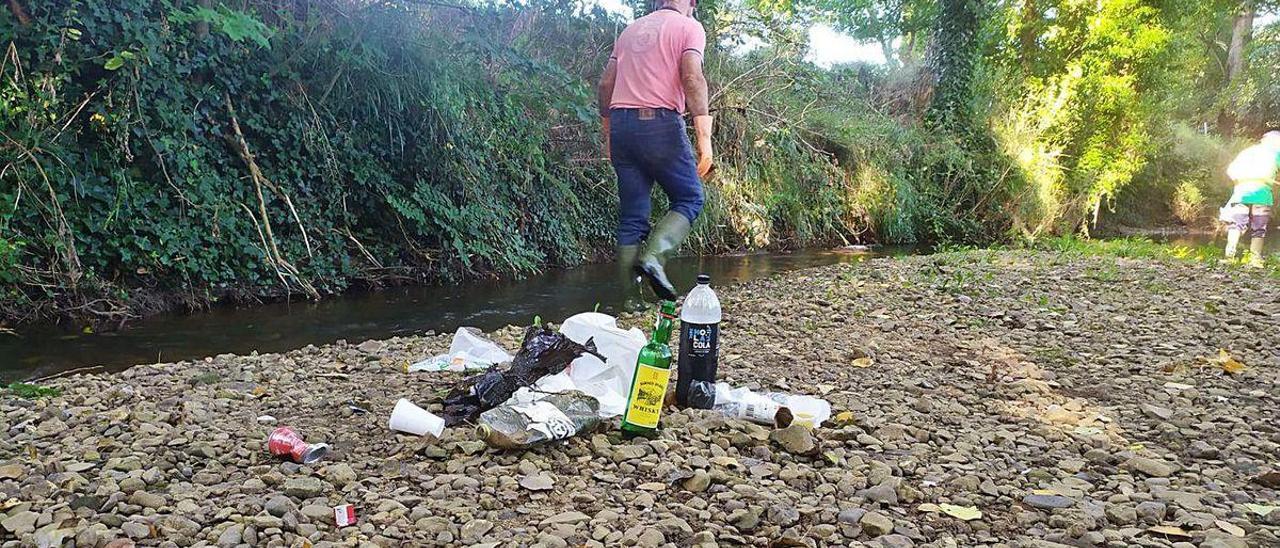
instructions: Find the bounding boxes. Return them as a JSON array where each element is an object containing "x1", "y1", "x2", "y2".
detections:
[{"x1": 1, "y1": 247, "x2": 911, "y2": 382}]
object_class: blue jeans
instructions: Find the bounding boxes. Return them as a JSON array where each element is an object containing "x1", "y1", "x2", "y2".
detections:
[{"x1": 609, "y1": 108, "x2": 705, "y2": 246}]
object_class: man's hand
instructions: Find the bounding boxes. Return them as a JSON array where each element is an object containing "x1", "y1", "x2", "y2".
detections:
[
  {"x1": 694, "y1": 115, "x2": 714, "y2": 178},
  {"x1": 602, "y1": 117, "x2": 612, "y2": 161}
]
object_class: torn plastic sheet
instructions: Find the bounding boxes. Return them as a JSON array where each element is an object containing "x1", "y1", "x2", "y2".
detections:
[{"x1": 409, "y1": 327, "x2": 514, "y2": 372}]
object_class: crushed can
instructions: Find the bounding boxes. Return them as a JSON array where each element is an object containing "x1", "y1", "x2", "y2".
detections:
[
  {"x1": 334, "y1": 504, "x2": 357, "y2": 526},
  {"x1": 267, "y1": 427, "x2": 330, "y2": 464}
]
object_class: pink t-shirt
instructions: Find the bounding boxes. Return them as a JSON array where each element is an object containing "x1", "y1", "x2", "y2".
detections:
[{"x1": 609, "y1": 9, "x2": 707, "y2": 113}]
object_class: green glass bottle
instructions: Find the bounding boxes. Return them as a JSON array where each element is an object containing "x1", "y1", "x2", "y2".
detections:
[{"x1": 621, "y1": 300, "x2": 677, "y2": 438}]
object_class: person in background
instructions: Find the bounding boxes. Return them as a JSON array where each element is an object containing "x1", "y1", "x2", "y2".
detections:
[
  {"x1": 597, "y1": 0, "x2": 714, "y2": 310},
  {"x1": 1222, "y1": 130, "x2": 1280, "y2": 267}
]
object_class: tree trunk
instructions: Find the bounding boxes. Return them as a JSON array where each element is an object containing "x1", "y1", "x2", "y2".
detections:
[
  {"x1": 1220, "y1": 1, "x2": 1255, "y2": 136},
  {"x1": 880, "y1": 35, "x2": 900, "y2": 70},
  {"x1": 195, "y1": 0, "x2": 212, "y2": 39},
  {"x1": 926, "y1": 0, "x2": 982, "y2": 129},
  {"x1": 899, "y1": 32, "x2": 918, "y2": 66},
  {"x1": 1018, "y1": 0, "x2": 1038, "y2": 70},
  {"x1": 7, "y1": 0, "x2": 31, "y2": 26},
  {"x1": 1227, "y1": 3, "x2": 1255, "y2": 83}
]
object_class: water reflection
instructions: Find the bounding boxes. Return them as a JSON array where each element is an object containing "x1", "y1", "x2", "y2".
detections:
[{"x1": 1, "y1": 247, "x2": 909, "y2": 381}]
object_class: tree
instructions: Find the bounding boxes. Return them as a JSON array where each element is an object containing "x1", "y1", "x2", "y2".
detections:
[{"x1": 816, "y1": 0, "x2": 935, "y2": 68}]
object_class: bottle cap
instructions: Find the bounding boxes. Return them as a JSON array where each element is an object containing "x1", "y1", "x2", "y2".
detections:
[{"x1": 696, "y1": 274, "x2": 711, "y2": 285}]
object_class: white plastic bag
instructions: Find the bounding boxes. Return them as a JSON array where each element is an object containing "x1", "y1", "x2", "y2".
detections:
[{"x1": 408, "y1": 327, "x2": 514, "y2": 372}]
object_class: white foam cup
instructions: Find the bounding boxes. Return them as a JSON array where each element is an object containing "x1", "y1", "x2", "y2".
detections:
[{"x1": 388, "y1": 398, "x2": 445, "y2": 437}]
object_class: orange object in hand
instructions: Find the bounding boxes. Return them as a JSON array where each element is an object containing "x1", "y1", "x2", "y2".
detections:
[{"x1": 693, "y1": 115, "x2": 714, "y2": 179}]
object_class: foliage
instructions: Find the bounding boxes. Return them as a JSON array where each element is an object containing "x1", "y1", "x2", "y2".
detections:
[
  {"x1": 987, "y1": 0, "x2": 1175, "y2": 234},
  {"x1": 1024, "y1": 236, "x2": 1280, "y2": 278},
  {"x1": 5, "y1": 382, "x2": 61, "y2": 399},
  {"x1": 3, "y1": 0, "x2": 942, "y2": 324},
  {"x1": 2, "y1": 0, "x2": 1276, "y2": 324},
  {"x1": 1, "y1": 0, "x2": 623, "y2": 323},
  {"x1": 1112, "y1": 124, "x2": 1236, "y2": 227}
]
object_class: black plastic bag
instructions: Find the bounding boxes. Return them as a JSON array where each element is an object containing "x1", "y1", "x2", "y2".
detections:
[{"x1": 441, "y1": 326, "x2": 599, "y2": 426}]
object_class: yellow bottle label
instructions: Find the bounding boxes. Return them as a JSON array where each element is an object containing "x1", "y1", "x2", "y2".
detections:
[{"x1": 625, "y1": 364, "x2": 670, "y2": 429}]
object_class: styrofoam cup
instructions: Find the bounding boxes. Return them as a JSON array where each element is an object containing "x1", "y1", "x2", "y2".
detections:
[{"x1": 388, "y1": 398, "x2": 445, "y2": 437}]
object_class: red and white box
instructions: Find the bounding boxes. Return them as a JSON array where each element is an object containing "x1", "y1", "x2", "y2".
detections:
[{"x1": 333, "y1": 504, "x2": 357, "y2": 527}]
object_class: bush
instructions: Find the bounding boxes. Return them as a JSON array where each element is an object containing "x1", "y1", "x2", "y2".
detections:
[
  {"x1": 1171, "y1": 180, "x2": 1207, "y2": 226},
  {"x1": 1108, "y1": 123, "x2": 1234, "y2": 229}
]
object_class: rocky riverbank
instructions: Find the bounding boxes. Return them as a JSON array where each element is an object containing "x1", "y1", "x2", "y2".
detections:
[{"x1": 3, "y1": 250, "x2": 1279, "y2": 547}]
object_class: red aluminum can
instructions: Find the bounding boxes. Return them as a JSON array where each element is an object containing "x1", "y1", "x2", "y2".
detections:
[{"x1": 267, "y1": 427, "x2": 330, "y2": 464}]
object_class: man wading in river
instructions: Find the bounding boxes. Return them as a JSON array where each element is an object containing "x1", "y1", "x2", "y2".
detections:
[{"x1": 597, "y1": 0, "x2": 714, "y2": 310}]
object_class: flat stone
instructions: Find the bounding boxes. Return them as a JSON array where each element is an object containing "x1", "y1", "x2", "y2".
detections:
[
  {"x1": 300, "y1": 504, "x2": 332, "y2": 521},
  {"x1": 636, "y1": 527, "x2": 665, "y2": 547},
  {"x1": 860, "y1": 511, "x2": 894, "y2": 536},
  {"x1": 282, "y1": 477, "x2": 327, "y2": 498},
  {"x1": 876, "y1": 534, "x2": 915, "y2": 548},
  {"x1": 121, "y1": 521, "x2": 152, "y2": 539},
  {"x1": 1, "y1": 511, "x2": 38, "y2": 536},
  {"x1": 860, "y1": 482, "x2": 899, "y2": 505},
  {"x1": 0, "y1": 463, "x2": 25, "y2": 479},
  {"x1": 265, "y1": 495, "x2": 296, "y2": 517},
  {"x1": 682, "y1": 470, "x2": 711, "y2": 492},
  {"x1": 838, "y1": 508, "x2": 866, "y2": 525},
  {"x1": 326, "y1": 463, "x2": 358, "y2": 487},
  {"x1": 106, "y1": 456, "x2": 143, "y2": 472},
  {"x1": 1135, "y1": 501, "x2": 1166, "y2": 524},
  {"x1": 128, "y1": 491, "x2": 165, "y2": 509},
  {"x1": 520, "y1": 474, "x2": 555, "y2": 491},
  {"x1": 461, "y1": 519, "x2": 493, "y2": 540},
  {"x1": 1124, "y1": 457, "x2": 1175, "y2": 478},
  {"x1": 1140, "y1": 404, "x2": 1173, "y2": 420},
  {"x1": 770, "y1": 424, "x2": 817, "y2": 455},
  {"x1": 1022, "y1": 494, "x2": 1075, "y2": 510},
  {"x1": 541, "y1": 511, "x2": 590, "y2": 526},
  {"x1": 216, "y1": 523, "x2": 244, "y2": 547},
  {"x1": 1200, "y1": 530, "x2": 1248, "y2": 548},
  {"x1": 357, "y1": 340, "x2": 386, "y2": 353}
]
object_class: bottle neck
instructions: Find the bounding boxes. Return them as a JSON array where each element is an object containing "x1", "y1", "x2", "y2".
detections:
[{"x1": 651, "y1": 311, "x2": 675, "y2": 345}]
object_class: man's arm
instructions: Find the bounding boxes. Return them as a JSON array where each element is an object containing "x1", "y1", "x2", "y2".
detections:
[
  {"x1": 598, "y1": 59, "x2": 618, "y2": 119},
  {"x1": 598, "y1": 59, "x2": 618, "y2": 159},
  {"x1": 680, "y1": 52, "x2": 713, "y2": 178},
  {"x1": 679, "y1": 52, "x2": 709, "y2": 117}
]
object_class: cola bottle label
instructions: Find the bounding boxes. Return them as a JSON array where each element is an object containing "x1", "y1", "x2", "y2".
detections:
[{"x1": 677, "y1": 322, "x2": 719, "y2": 409}]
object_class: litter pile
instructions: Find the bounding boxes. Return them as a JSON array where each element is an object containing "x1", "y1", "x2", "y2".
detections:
[
  {"x1": 264, "y1": 276, "x2": 836, "y2": 494},
  {"x1": 374, "y1": 276, "x2": 832, "y2": 450}
]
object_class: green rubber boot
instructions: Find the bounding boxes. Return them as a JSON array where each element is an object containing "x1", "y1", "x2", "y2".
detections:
[
  {"x1": 634, "y1": 212, "x2": 691, "y2": 301},
  {"x1": 1248, "y1": 237, "x2": 1266, "y2": 268},
  {"x1": 617, "y1": 244, "x2": 647, "y2": 312}
]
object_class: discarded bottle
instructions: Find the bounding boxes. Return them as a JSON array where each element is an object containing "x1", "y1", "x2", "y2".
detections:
[
  {"x1": 477, "y1": 391, "x2": 601, "y2": 450},
  {"x1": 677, "y1": 274, "x2": 721, "y2": 409},
  {"x1": 621, "y1": 300, "x2": 677, "y2": 438}
]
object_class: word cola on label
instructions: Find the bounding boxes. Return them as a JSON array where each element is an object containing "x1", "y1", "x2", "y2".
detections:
[{"x1": 677, "y1": 274, "x2": 721, "y2": 409}]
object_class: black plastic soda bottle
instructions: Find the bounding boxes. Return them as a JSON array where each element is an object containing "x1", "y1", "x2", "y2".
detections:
[{"x1": 676, "y1": 274, "x2": 720, "y2": 408}]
